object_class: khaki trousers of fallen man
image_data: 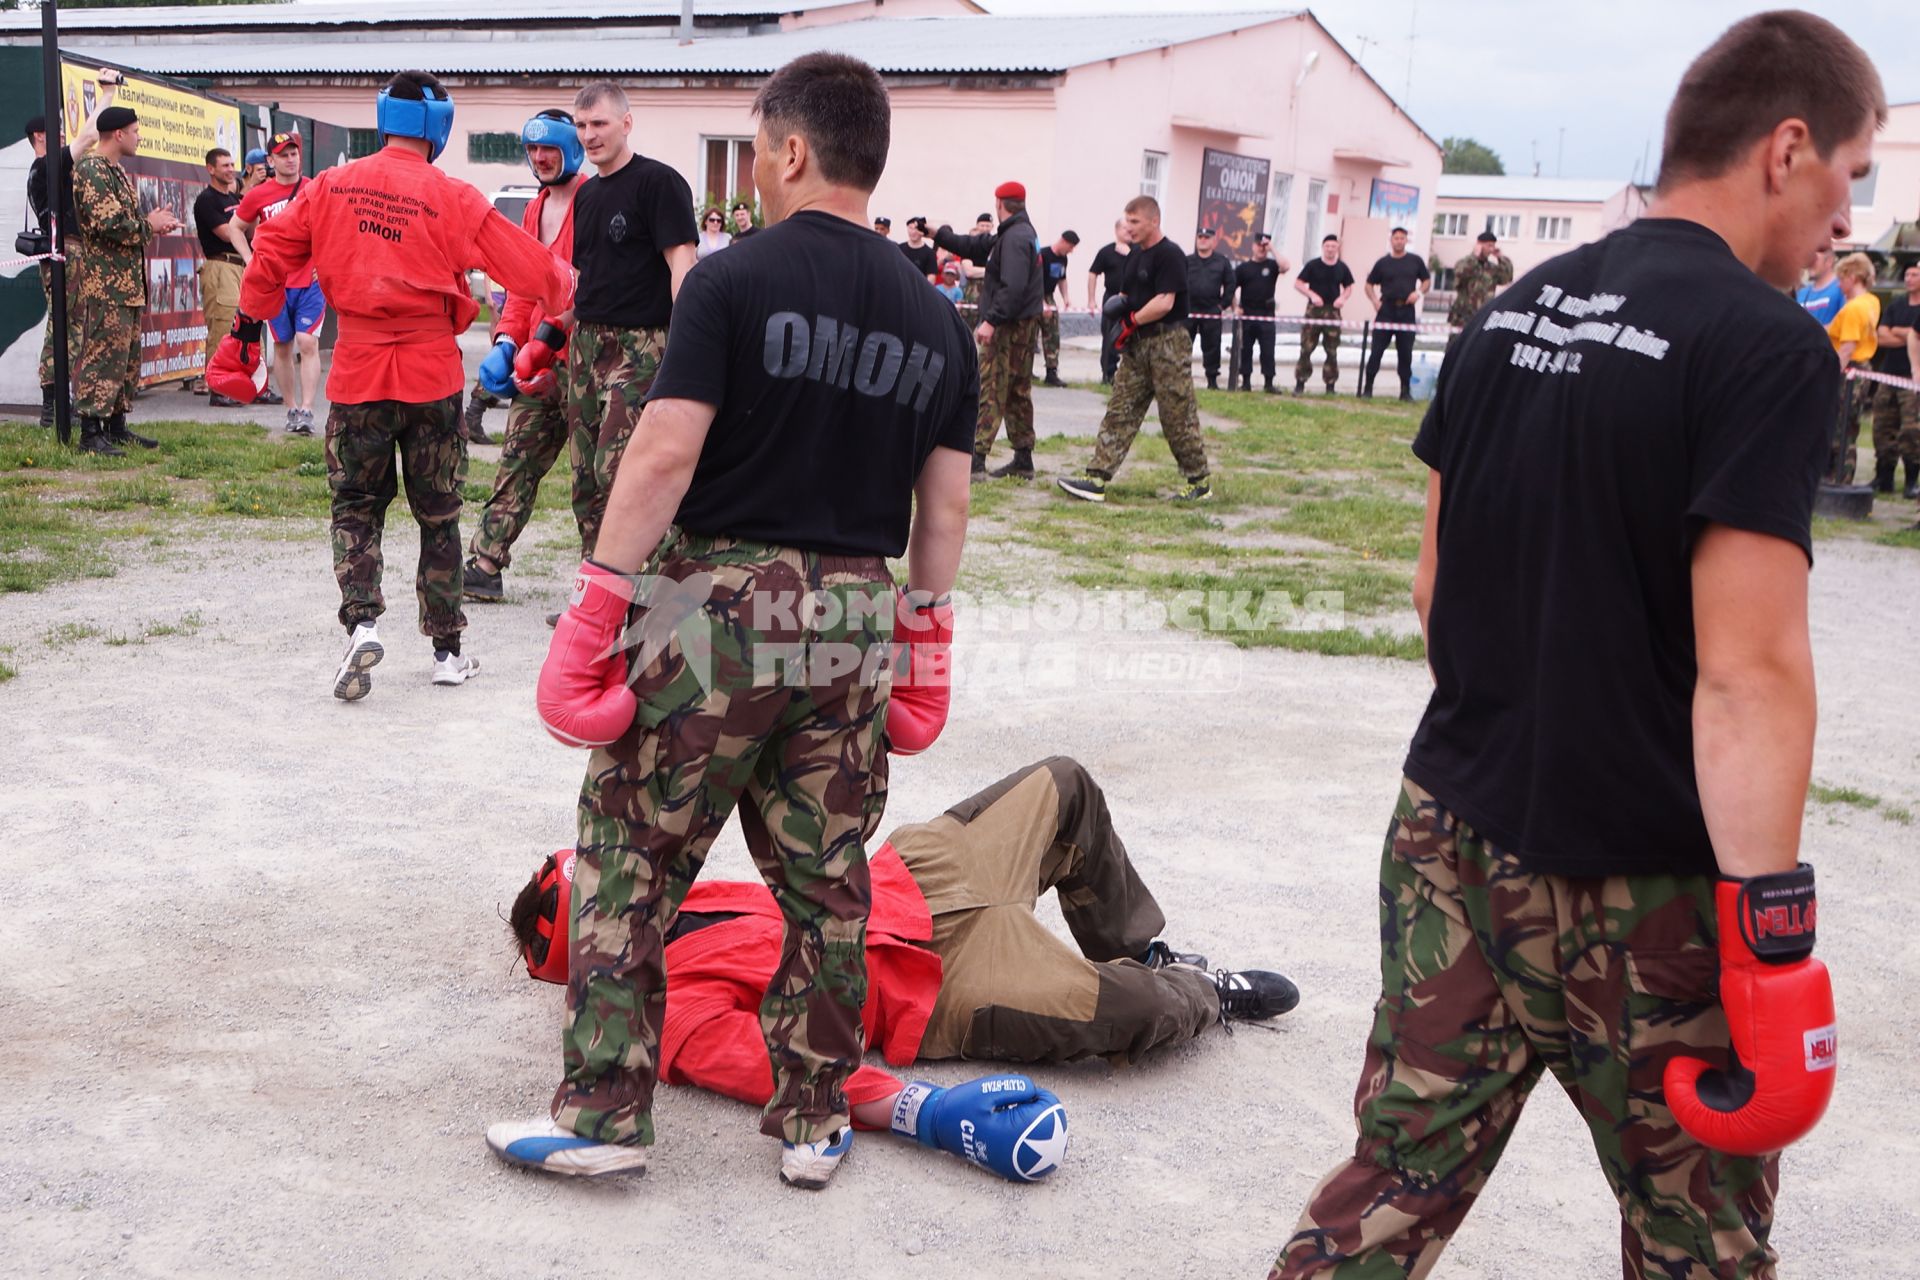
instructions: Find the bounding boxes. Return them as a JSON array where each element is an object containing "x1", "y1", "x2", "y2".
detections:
[{"x1": 553, "y1": 532, "x2": 894, "y2": 1147}]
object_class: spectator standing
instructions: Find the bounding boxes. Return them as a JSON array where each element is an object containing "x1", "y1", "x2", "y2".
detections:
[
  {"x1": 1870, "y1": 263, "x2": 1920, "y2": 497},
  {"x1": 1361, "y1": 226, "x2": 1430, "y2": 400},
  {"x1": 1036, "y1": 229, "x2": 1078, "y2": 387},
  {"x1": 872, "y1": 214, "x2": 892, "y2": 237},
  {"x1": 1794, "y1": 244, "x2": 1842, "y2": 324},
  {"x1": 934, "y1": 182, "x2": 1043, "y2": 479},
  {"x1": 1087, "y1": 218, "x2": 1132, "y2": 385},
  {"x1": 233, "y1": 132, "x2": 326, "y2": 434},
  {"x1": 729, "y1": 200, "x2": 758, "y2": 240},
  {"x1": 193, "y1": 146, "x2": 247, "y2": 405},
  {"x1": 1293, "y1": 234, "x2": 1353, "y2": 394},
  {"x1": 697, "y1": 207, "x2": 732, "y2": 258},
  {"x1": 1825, "y1": 251, "x2": 1880, "y2": 484},
  {"x1": 1446, "y1": 230, "x2": 1513, "y2": 347},
  {"x1": 1184, "y1": 227, "x2": 1236, "y2": 390},
  {"x1": 1231, "y1": 232, "x2": 1288, "y2": 394},
  {"x1": 899, "y1": 215, "x2": 937, "y2": 280},
  {"x1": 240, "y1": 148, "x2": 269, "y2": 192},
  {"x1": 958, "y1": 211, "x2": 992, "y2": 311}
]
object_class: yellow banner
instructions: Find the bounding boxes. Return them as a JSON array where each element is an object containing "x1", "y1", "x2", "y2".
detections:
[{"x1": 60, "y1": 62, "x2": 243, "y2": 167}]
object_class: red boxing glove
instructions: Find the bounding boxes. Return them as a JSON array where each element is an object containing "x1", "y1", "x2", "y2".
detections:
[
  {"x1": 886, "y1": 590, "x2": 954, "y2": 756},
  {"x1": 537, "y1": 559, "x2": 639, "y2": 748},
  {"x1": 514, "y1": 319, "x2": 568, "y2": 389},
  {"x1": 207, "y1": 316, "x2": 265, "y2": 404},
  {"x1": 1114, "y1": 313, "x2": 1140, "y2": 351},
  {"x1": 1663, "y1": 865, "x2": 1835, "y2": 1156}
]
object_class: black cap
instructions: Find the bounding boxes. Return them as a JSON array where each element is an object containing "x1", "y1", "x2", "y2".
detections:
[
  {"x1": 976, "y1": 212, "x2": 993, "y2": 223},
  {"x1": 1476, "y1": 230, "x2": 1498, "y2": 243},
  {"x1": 23, "y1": 115, "x2": 45, "y2": 139},
  {"x1": 96, "y1": 106, "x2": 137, "y2": 133},
  {"x1": 874, "y1": 215, "x2": 892, "y2": 227},
  {"x1": 1254, "y1": 232, "x2": 1271, "y2": 243},
  {"x1": 730, "y1": 200, "x2": 751, "y2": 212},
  {"x1": 1195, "y1": 226, "x2": 1215, "y2": 237},
  {"x1": 1061, "y1": 230, "x2": 1080, "y2": 246}
]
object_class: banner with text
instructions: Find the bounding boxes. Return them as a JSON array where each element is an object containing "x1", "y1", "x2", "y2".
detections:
[
  {"x1": 1367, "y1": 179, "x2": 1421, "y2": 225},
  {"x1": 1198, "y1": 148, "x2": 1271, "y2": 261}
]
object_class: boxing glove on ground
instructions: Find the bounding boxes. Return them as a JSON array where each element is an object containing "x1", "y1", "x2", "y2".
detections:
[
  {"x1": 207, "y1": 316, "x2": 266, "y2": 404},
  {"x1": 889, "y1": 1075, "x2": 1068, "y2": 1182},
  {"x1": 537, "y1": 559, "x2": 638, "y2": 748},
  {"x1": 477, "y1": 338, "x2": 517, "y2": 399},
  {"x1": 1663, "y1": 864, "x2": 1835, "y2": 1156},
  {"x1": 886, "y1": 590, "x2": 954, "y2": 756}
]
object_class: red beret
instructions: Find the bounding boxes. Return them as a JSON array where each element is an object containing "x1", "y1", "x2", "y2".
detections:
[{"x1": 994, "y1": 180, "x2": 1025, "y2": 201}]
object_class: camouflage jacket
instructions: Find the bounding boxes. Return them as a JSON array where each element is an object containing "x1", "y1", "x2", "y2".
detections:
[
  {"x1": 1449, "y1": 252, "x2": 1513, "y2": 326},
  {"x1": 74, "y1": 153, "x2": 152, "y2": 307}
]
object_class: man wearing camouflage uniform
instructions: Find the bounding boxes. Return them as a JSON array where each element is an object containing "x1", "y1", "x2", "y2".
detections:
[
  {"x1": 71, "y1": 105, "x2": 181, "y2": 456},
  {"x1": 1058, "y1": 196, "x2": 1211, "y2": 504},
  {"x1": 1293, "y1": 234, "x2": 1354, "y2": 394},
  {"x1": 934, "y1": 183, "x2": 1043, "y2": 480},
  {"x1": 1871, "y1": 263, "x2": 1920, "y2": 498},
  {"x1": 487, "y1": 51, "x2": 975, "y2": 1190},
  {"x1": 1446, "y1": 230, "x2": 1514, "y2": 350}
]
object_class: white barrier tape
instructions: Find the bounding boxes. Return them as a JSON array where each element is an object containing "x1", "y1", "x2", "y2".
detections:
[
  {"x1": 1, "y1": 251, "x2": 65, "y2": 270},
  {"x1": 1845, "y1": 365, "x2": 1920, "y2": 395},
  {"x1": 955, "y1": 300, "x2": 1457, "y2": 335}
]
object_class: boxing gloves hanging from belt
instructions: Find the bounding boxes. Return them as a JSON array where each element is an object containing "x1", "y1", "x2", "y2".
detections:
[
  {"x1": 886, "y1": 589, "x2": 953, "y2": 756},
  {"x1": 1663, "y1": 864, "x2": 1836, "y2": 1156},
  {"x1": 1103, "y1": 292, "x2": 1139, "y2": 351},
  {"x1": 207, "y1": 314, "x2": 267, "y2": 405},
  {"x1": 537, "y1": 559, "x2": 638, "y2": 748},
  {"x1": 513, "y1": 320, "x2": 569, "y2": 398},
  {"x1": 477, "y1": 338, "x2": 518, "y2": 399}
]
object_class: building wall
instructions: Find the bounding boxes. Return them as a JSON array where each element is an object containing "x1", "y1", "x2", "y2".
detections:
[
  {"x1": 1431, "y1": 186, "x2": 1645, "y2": 285},
  {"x1": 1848, "y1": 101, "x2": 1920, "y2": 250}
]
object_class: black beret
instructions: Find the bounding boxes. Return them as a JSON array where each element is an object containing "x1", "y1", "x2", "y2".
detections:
[{"x1": 97, "y1": 106, "x2": 138, "y2": 132}]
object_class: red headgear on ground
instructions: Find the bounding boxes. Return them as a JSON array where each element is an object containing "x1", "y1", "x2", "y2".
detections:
[{"x1": 526, "y1": 850, "x2": 574, "y2": 984}]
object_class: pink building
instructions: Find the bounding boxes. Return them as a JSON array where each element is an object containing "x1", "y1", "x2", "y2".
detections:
[
  {"x1": 1430, "y1": 175, "x2": 1647, "y2": 298},
  {"x1": 11, "y1": 0, "x2": 1439, "y2": 328},
  {"x1": 1847, "y1": 100, "x2": 1920, "y2": 252}
]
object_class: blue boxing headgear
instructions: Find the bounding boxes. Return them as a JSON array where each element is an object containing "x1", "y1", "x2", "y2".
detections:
[
  {"x1": 376, "y1": 79, "x2": 455, "y2": 162},
  {"x1": 521, "y1": 110, "x2": 584, "y2": 186}
]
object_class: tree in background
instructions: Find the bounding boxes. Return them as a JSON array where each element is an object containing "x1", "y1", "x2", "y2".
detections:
[{"x1": 1442, "y1": 137, "x2": 1505, "y2": 176}]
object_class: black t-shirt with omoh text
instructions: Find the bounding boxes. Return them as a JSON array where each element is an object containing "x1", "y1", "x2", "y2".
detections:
[
  {"x1": 647, "y1": 211, "x2": 979, "y2": 557},
  {"x1": 1297, "y1": 257, "x2": 1353, "y2": 307},
  {"x1": 1119, "y1": 236, "x2": 1188, "y2": 327},
  {"x1": 571, "y1": 153, "x2": 699, "y2": 329},
  {"x1": 1407, "y1": 218, "x2": 1836, "y2": 878}
]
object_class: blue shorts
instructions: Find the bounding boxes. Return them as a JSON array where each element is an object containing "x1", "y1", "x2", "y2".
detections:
[{"x1": 269, "y1": 282, "x2": 327, "y2": 343}]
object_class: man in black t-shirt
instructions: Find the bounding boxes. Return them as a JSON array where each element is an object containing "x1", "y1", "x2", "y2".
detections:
[
  {"x1": 1184, "y1": 228, "x2": 1236, "y2": 389},
  {"x1": 899, "y1": 215, "x2": 937, "y2": 280},
  {"x1": 1869, "y1": 262, "x2": 1920, "y2": 496},
  {"x1": 490, "y1": 51, "x2": 974, "y2": 1194},
  {"x1": 1272, "y1": 15, "x2": 1876, "y2": 1277},
  {"x1": 1035, "y1": 229, "x2": 1077, "y2": 388},
  {"x1": 1360, "y1": 226, "x2": 1430, "y2": 400},
  {"x1": 1086, "y1": 218, "x2": 1133, "y2": 384},
  {"x1": 560, "y1": 80, "x2": 699, "y2": 559},
  {"x1": 1058, "y1": 195, "x2": 1210, "y2": 503},
  {"x1": 730, "y1": 200, "x2": 758, "y2": 240},
  {"x1": 1292, "y1": 234, "x2": 1354, "y2": 394},
  {"x1": 193, "y1": 147, "x2": 246, "y2": 403},
  {"x1": 1230, "y1": 232, "x2": 1288, "y2": 394}
]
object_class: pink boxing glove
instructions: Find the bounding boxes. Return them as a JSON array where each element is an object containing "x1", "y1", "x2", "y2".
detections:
[
  {"x1": 886, "y1": 590, "x2": 954, "y2": 756},
  {"x1": 537, "y1": 559, "x2": 639, "y2": 748}
]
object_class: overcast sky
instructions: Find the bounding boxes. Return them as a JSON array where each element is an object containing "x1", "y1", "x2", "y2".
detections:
[{"x1": 982, "y1": 1, "x2": 1909, "y2": 182}]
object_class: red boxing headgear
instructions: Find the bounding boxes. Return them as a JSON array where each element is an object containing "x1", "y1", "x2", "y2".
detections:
[
  {"x1": 994, "y1": 180, "x2": 1025, "y2": 201},
  {"x1": 525, "y1": 849, "x2": 575, "y2": 984}
]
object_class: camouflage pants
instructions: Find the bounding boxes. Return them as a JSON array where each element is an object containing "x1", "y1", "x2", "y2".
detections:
[
  {"x1": 38, "y1": 262, "x2": 80, "y2": 390},
  {"x1": 325, "y1": 395, "x2": 469, "y2": 641},
  {"x1": 565, "y1": 322, "x2": 666, "y2": 559},
  {"x1": 1828, "y1": 371, "x2": 1866, "y2": 485},
  {"x1": 1089, "y1": 325, "x2": 1208, "y2": 481},
  {"x1": 73, "y1": 297, "x2": 141, "y2": 418},
  {"x1": 1035, "y1": 307, "x2": 1060, "y2": 371},
  {"x1": 1869, "y1": 380, "x2": 1920, "y2": 467},
  {"x1": 976, "y1": 315, "x2": 1038, "y2": 456},
  {"x1": 554, "y1": 532, "x2": 894, "y2": 1147},
  {"x1": 1296, "y1": 306, "x2": 1342, "y2": 388},
  {"x1": 1272, "y1": 780, "x2": 1777, "y2": 1280},
  {"x1": 469, "y1": 389, "x2": 567, "y2": 570}
]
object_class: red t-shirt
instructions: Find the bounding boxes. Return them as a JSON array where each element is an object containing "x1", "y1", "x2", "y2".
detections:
[{"x1": 235, "y1": 177, "x2": 316, "y2": 290}]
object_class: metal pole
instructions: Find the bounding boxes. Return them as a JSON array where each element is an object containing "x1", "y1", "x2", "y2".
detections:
[
  {"x1": 41, "y1": 0, "x2": 72, "y2": 447},
  {"x1": 677, "y1": 0, "x2": 694, "y2": 43}
]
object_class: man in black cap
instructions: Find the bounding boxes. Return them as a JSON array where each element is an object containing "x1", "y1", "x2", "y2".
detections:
[
  {"x1": 873, "y1": 214, "x2": 892, "y2": 237},
  {"x1": 25, "y1": 73, "x2": 115, "y2": 430},
  {"x1": 729, "y1": 200, "x2": 758, "y2": 240},
  {"x1": 1231, "y1": 232, "x2": 1289, "y2": 394},
  {"x1": 1361, "y1": 225, "x2": 1431, "y2": 400},
  {"x1": 1185, "y1": 227, "x2": 1236, "y2": 390}
]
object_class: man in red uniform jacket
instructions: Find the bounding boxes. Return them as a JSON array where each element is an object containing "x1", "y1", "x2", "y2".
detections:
[{"x1": 212, "y1": 71, "x2": 574, "y2": 703}]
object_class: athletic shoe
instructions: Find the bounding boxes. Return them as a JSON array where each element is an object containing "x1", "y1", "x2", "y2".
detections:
[
  {"x1": 1171, "y1": 478, "x2": 1213, "y2": 503},
  {"x1": 485, "y1": 1119, "x2": 648, "y2": 1179},
  {"x1": 432, "y1": 651, "x2": 480, "y2": 686},
  {"x1": 285, "y1": 408, "x2": 313, "y2": 437},
  {"x1": 1056, "y1": 472, "x2": 1107, "y2": 503},
  {"x1": 332, "y1": 621, "x2": 384, "y2": 702},
  {"x1": 257, "y1": 388, "x2": 284, "y2": 406},
  {"x1": 208, "y1": 393, "x2": 242, "y2": 408},
  {"x1": 779, "y1": 1125, "x2": 852, "y2": 1190},
  {"x1": 546, "y1": 612, "x2": 561, "y2": 629},
  {"x1": 1204, "y1": 969, "x2": 1299, "y2": 1022},
  {"x1": 1138, "y1": 940, "x2": 1209, "y2": 970},
  {"x1": 463, "y1": 558, "x2": 505, "y2": 603}
]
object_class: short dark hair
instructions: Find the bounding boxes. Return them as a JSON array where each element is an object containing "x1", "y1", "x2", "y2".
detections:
[
  {"x1": 24, "y1": 115, "x2": 45, "y2": 139},
  {"x1": 382, "y1": 70, "x2": 446, "y2": 103},
  {"x1": 1657, "y1": 11, "x2": 1885, "y2": 191},
  {"x1": 974, "y1": 213, "x2": 994, "y2": 224},
  {"x1": 1321, "y1": 233, "x2": 1339, "y2": 244},
  {"x1": 205, "y1": 147, "x2": 231, "y2": 166},
  {"x1": 506, "y1": 865, "x2": 543, "y2": 959},
  {"x1": 574, "y1": 81, "x2": 629, "y2": 115},
  {"x1": 1000, "y1": 197, "x2": 1025, "y2": 217},
  {"x1": 752, "y1": 52, "x2": 890, "y2": 192},
  {"x1": 1061, "y1": 230, "x2": 1080, "y2": 246},
  {"x1": 1124, "y1": 195, "x2": 1160, "y2": 218},
  {"x1": 1390, "y1": 226, "x2": 1409, "y2": 236}
]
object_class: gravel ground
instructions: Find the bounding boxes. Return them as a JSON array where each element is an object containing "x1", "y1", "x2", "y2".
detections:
[{"x1": 0, "y1": 506, "x2": 1915, "y2": 1278}]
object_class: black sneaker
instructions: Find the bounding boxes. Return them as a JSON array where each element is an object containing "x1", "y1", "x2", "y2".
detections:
[
  {"x1": 257, "y1": 388, "x2": 284, "y2": 406},
  {"x1": 463, "y1": 558, "x2": 505, "y2": 603},
  {"x1": 1056, "y1": 472, "x2": 1108, "y2": 503},
  {"x1": 546, "y1": 612, "x2": 561, "y2": 628},
  {"x1": 1138, "y1": 940, "x2": 1209, "y2": 970},
  {"x1": 1171, "y1": 477, "x2": 1212, "y2": 503},
  {"x1": 1205, "y1": 969, "x2": 1299, "y2": 1022}
]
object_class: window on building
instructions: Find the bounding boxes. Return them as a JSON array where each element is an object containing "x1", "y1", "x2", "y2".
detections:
[
  {"x1": 701, "y1": 136, "x2": 757, "y2": 206},
  {"x1": 1853, "y1": 163, "x2": 1879, "y2": 206},
  {"x1": 1484, "y1": 213, "x2": 1521, "y2": 239},
  {"x1": 1434, "y1": 266, "x2": 1456, "y2": 291},
  {"x1": 1140, "y1": 150, "x2": 1167, "y2": 201},
  {"x1": 467, "y1": 132, "x2": 523, "y2": 165},
  {"x1": 1537, "y1": 215, "x2": 1572, "y2": 242},
  {"x1": 348, "y1": 129, "x2": 380, "y2": 160},
  {"x1": 1268, "y1": 172, "x2": 1294, "y2": 246},
  {"x1": 1434, "y1": 212, "x2": 1468, "y2": 238},
  {"x1": 1302, "y1": 178, "x2": 1327, "y2": 263}
]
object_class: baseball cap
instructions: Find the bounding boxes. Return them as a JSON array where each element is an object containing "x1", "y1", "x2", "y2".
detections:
[
  {"x1": 874, "y1": 215, "x2": 892, "y2": 228},
  {"x1": 268, "y1": 132, "x2": 299, "y2": 155},
  {"x1": 975, "y1": 212, "x2": 994, "y2": 224},
  {"x1": 244, "y1": 148, "x2": 268, "y2": 167},
  {"x1": 730, "y1": 200, "x2": 751, "y2": 212}
]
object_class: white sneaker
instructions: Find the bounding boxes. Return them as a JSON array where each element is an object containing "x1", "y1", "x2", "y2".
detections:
[
  {"x1": 485, "y1": 1119, "x2": 648, "y2": 1179},
  {"x1": 332, "y1": 621, "x2": 383, "y2": 701},
  {"x1": 432, "y1": 651, "x2": 480, "y2": 686},
  {"x1": 779, "y1": 1125, "x2": 852, "y2": 1190}
]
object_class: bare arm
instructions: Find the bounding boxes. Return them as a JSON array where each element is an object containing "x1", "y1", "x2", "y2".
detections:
[
  {"x1": 1691, "y1": 524, "x2": 1817, "y2": 879},
  {"x1": 586, "y1": 397, "x2": 715, "y2": 573},
  {"x1": 1132, "y1": 291, "x2": 1176, "y2": 325},
  {"x1": 1413, "y1": 469, "x2": 1441, "y2": 648},
  {"x1": 1336, "y1": 282, "x2": 1353, "y2": 308},
  {"x1": 1365, "y1": 283, "x2": 1382, "y2": 311},
  {"x1": 218, "y1": 219, "x2": 253, "y2": 263},
  {"x1": 664, "y1": 242, "x2": 698, "y2": 301},
  {"x1": 906, "y1": 446, "x2": 972, "y2": 600},
  {"x1": 1293, "y1": 276, "x2": 1314, "y2": 301},
  {"x1": 1086, "y1": 270, "x2": 1099, "y2": 312},
  {"x1": 1835, "y1": 340, "x2": 1857, "y2": 367}
]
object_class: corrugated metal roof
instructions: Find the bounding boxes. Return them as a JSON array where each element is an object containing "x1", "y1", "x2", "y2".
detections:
[
  {"x1": 59, "y1": 12, "x2": 1300, "y2": 77},
  {"x1": 1436, "y1": 175, "x2": 1631, "y2": 204},
  {"x1": 0, "y1": 0, "x2": 844, "y2": 32}
]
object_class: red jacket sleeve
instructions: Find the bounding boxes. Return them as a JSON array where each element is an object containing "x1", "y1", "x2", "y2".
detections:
[
  {"x1": 495, "y1": 195, "x2": 545, "y2": 348},
  {"x1": 238, "y1": 179, "x2": 315, "y2": 320},
  {"x1": 471, "y1": 207, "x2": 573, "y2": 332}
]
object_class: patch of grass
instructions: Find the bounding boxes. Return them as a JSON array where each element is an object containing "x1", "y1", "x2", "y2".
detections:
[
  {"x1": 44, "y1": 622, "x2": 102, "y2": 649},
  {"x1": 0, "y1": 659, "x2": 15, "y2": 683},
  {"x1": 71, "y1": 474, "x2": 175, "y2": 512},
  {"x1": 145, "y1": 610, "x2": 203, "y2": 638},
  {"x1": 1807, "y1": 782, "x2": 1880, "y2": 810},
  {"x1": 1266, "y1": 494, "x2": 1425, "y2": 561},
  {"x1": 1258, "y1": 628, "x2": 1427, "y2": 661},
  {"x1": 1874, "y1": 526, "x2": 1920, "y2": 551},
  {"x1": 1885, "y1": 805, "x2": 1914, "y2": 827}
]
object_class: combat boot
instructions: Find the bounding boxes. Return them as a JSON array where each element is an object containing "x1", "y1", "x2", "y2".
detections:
[
  {"x1": 986, "y1": 448, "x2": 1034, "y2": 480},
  {"x1": 38, "y1": 384, "x2": 55, "y2": 429},
  {"x1": 1042, "y1": 368, "x2": 1066, "y2": 388},
  {"x1": 1905, "y1": 462, "x2": 1919, "y2": 500},
  {"x1": 970, "y1": 453, "x2": 988, "y2": 484},
  {"x1": 1874, "y1": 459, "x2": 1896, "y2": 494},
  {"x1": 77, "y1": 416, "x2": 125, "y2": 457},
  {"x1": 462, "y1": 392, "x2": 493, "y2": 446},
  {"x1": 109, "y1": 412, "x2": 158, "y2": 450}
]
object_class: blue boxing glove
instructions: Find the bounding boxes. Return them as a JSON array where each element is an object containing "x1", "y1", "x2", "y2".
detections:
[
  {"x1": 888, "y1": 1074, "x2": 1069, "y2": 1182},
  {"x1": 477, "y1": 339, "x2": 518, "y2": 398}
]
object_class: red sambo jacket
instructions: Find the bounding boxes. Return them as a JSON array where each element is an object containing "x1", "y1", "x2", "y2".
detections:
[
  {"x1": 493, "y1": 177, "x2": 579, "y2": 349},
  {"x1": 660, "y1": 842, "x2": 942, "y2": 1126}
]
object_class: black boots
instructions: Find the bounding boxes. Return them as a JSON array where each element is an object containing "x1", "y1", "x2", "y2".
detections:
[
  {"x1": 38, "y1": 384, "x2": 55, "y2": 429},
  {"x1": 987, "y1": 448, "x2": 1035, "y2": 480},
  {"x1": 78, "y1": 415, "x2": 125, "y2": 456},
  {"x1": 969, "y1": 452, "x2": 987, "y2": 483},
  {"x1": 109, "y1": 412, "x2": 158, "y2": 450},
  {"x1": 462, "y1": 392, "x2": 493, "y2": 445},
  {"x1": 1042, "y1": 368, "x2": 1066, "y2": 388},
  {"x1": 1874, "y1": 459, "x2": 1896, "y2": 494},
  {"x1": 1905, "y1": 462, "x2": 1920, "y2": 501}
]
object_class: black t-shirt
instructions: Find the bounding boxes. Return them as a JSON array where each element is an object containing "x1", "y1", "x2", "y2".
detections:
[
  {"x1": 1233, "y1": 257, "x2": 1284, "y2": 314},
  {"x1": 1119, "y1": 237, "x2": 1188, "y2": 327},
  {"x1": 1297, "y1": 257, "x2": 1353, "y2": 307},
  {"x1": 1039, "y1": 246, "x2": 1071, "y2": 302},
  {"x1": 1874, "y1": 296, "x2": 1918, "y2": 377},
  {"x1": 194, "y1": 185, "x2": 243, "y2": 259},
  {"x1": 1090, "y1": 242, "x2": 1130, "y2": 302},
  {"x1": 571, "y1": 153, "x2": 699, "y2": 328},
  {"x1": 1407, "y1": 218, "x2": 1836, "y2": 878},
  {"x1": 26, "y1": 151, "x2": 76, "y2": 238},
  {"x1": 900, "y1": 239, "x2": 937, "y2": 279},
  {"x1": 646, "y1": 211, "x2": 979, "y2": 557},
  {"x1": 1367, "y1": 252, "x2": 1429, "y2": 311}
]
